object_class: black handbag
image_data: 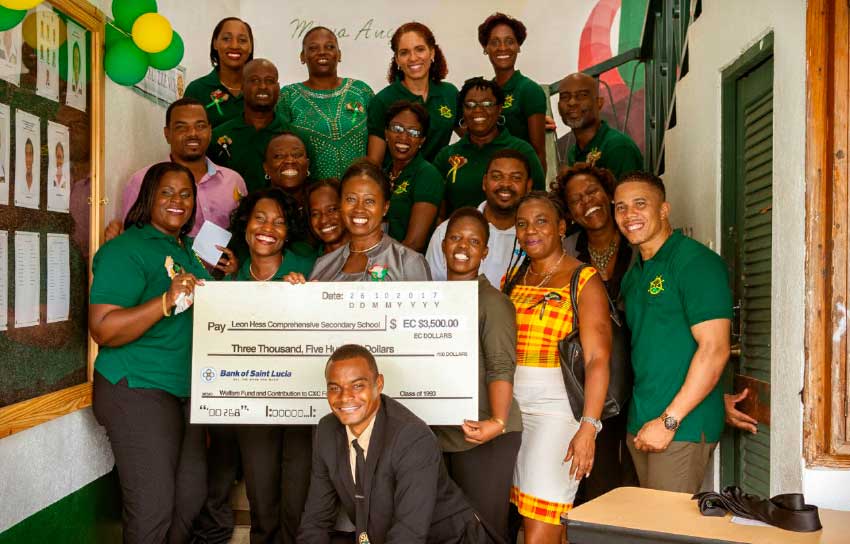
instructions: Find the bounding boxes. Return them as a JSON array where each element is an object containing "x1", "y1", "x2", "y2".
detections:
[{"x1": 557, "y1": 264, "x2": 632, "y2": 421}]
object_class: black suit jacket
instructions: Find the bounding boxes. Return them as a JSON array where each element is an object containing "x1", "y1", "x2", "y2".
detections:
[{"x1": 297, "y1": 395, "x2": 479, "y2": 544}]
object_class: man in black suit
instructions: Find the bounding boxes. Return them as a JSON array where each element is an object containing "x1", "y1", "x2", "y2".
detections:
[{"x1": 297, "y1": 344, "x2": 490, "y2": 544}]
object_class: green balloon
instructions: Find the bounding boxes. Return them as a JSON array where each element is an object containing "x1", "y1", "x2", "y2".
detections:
[
  {"x1": 105, "y1": 38, "x2": 149, "y2": 86},
  {"x1": 112, "y1": 0, "x2": 157, "y2": 33},
  {"x1": 105, "y1": 21, "x2": 124, "y2": 48},
  {"x1": 0, "y1": 6, "x2": 26, "y2": 31},
  {"x1": 149, "y1": 31, "x2": 183, "y2": 70}
]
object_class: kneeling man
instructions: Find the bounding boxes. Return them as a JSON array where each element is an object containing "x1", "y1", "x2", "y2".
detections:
[{"x1": 298, "y1": 344, "x2": 488, "y2": 544}]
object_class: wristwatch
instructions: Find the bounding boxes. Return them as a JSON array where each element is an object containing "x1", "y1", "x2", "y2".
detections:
[
  {"x1": 661, "y1": 412, "x2": 680, "y2": 431},
  {"x1": 580, "y1": 416, "x2": 603, "y2": 435}
]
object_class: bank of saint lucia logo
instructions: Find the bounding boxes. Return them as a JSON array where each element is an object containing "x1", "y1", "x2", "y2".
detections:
[{"x1": 201, "y1": 367, "x2": 217, "y2": 383}]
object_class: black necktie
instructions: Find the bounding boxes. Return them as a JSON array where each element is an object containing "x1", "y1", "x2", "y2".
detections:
[
  {"x1": 351, "y1": 439, "x2": 370, "y2": 543},
  {"x1": 693, "y1": 486, "x2": 822, "y2": 532}
]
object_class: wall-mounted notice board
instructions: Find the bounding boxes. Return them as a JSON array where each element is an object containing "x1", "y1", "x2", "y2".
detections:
[{"x1": 0, "y1": 0, "x2": 104, "y2": 437}]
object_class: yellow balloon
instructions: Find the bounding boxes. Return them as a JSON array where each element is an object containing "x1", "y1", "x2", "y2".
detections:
[
  {"x1": 131, "y1": 13, "x2": 172, "y2": 54},
  {"x1": 0, "y1": 0, "x2": 45, "y2": 9}
]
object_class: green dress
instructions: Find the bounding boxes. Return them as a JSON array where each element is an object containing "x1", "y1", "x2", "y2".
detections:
[
  {"x1": 184, "y1": 69, "x2": 245, "y2": 129},
  {"x1": 277, "y1": 78, "x2": 374, "y2": 180}
]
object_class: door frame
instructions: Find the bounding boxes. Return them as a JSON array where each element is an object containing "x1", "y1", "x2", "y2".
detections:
[{"x1": 718, "y1": 32, "x2": 774, "y2": 488}]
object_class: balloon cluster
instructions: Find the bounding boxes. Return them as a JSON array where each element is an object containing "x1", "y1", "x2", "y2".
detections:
[
  {"x1": 0, "y1": 0, "x2": 44, "y2": 31},
  {"x1": 106, "y1": 0, "x2": 184, "y2": 86}
]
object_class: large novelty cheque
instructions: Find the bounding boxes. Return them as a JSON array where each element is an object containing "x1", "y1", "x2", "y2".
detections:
[{"x1": 191, "y1": 281, "x2": 478, "y2": 424}]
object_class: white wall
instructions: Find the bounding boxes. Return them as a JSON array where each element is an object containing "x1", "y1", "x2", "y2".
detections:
[
  {"x1": 240, "y1": 0, "x2": 599, "y2": 138},
  {"x1": 662, "y1": 0, "x2": 850, "y2": 508},
  {"x1": 0, "y1": 0, "x2": 241, "y2": 532}
]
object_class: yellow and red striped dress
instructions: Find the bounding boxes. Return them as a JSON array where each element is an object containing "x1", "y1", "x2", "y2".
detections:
[{"x1": 508, "y1": 266, "x2": 597, "y2": 525}]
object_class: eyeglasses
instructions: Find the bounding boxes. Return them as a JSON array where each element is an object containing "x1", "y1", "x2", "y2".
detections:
[
  {"x1": 463, "y1": 100, "x2": 498, "y2": 110},
  {"x1": 387, "y1": 123, "x2": 424, "y2": 139}
]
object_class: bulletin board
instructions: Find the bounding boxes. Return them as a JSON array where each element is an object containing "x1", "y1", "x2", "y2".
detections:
[{"x1": 0, "y1": 0, "x2": 104, "y2": 437}]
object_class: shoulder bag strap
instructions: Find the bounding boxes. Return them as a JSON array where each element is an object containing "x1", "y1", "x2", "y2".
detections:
[{"x1": 569, "y1": 264, "x2": 592, "y2": 332}]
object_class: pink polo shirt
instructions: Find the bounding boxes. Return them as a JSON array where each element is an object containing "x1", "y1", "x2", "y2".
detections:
[{"x1": 121, "y1": 158, "x2": 247, "y2": 237}]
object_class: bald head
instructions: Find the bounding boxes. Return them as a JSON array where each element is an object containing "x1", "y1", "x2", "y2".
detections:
[
  {"x1": 558, "y1": 72, "x2": 603, "y2": 131},
  {"x1": 243, "y1": 58, "x2": 279, "y2": 111}
]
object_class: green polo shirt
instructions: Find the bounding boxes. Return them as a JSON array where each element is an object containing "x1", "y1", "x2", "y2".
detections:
[
  {"x1": 90, "y1": 224, "x2": 212, "y2": 398},
  {"x1": 567, "y1": 120, "x2": 644, "y2": 180},
  {"x1": 208, "y1": 113, "x2": 289, "y2": 193},
  {"x1": 184, "y1": 69, "x2": 245, "y2": 129},
  {"x1": 384, "y1": 154, "x2": 444, "y2": 242},
  {"x1": 433, "y1": 129, "x2": 545, "y2": 213},
  {"x1": 367, "y1": 79, "x2": 459, "y2": 162},
  {"x1": 497, "y1": 70, "x2": 548, "y2": 144},
  {"x1": 621, "y1": 230, "x2": 733, "y2": 443},
  {"x1": 231, "y1": 249, "x2": 316, "y2": 281}
]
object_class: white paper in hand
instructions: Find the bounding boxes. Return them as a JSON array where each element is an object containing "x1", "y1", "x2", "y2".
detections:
[{"x1": 193, "y1": 221, "x2": 232, "y2": 265}]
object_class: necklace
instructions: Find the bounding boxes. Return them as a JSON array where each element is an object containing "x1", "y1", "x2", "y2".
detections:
[
  {"x1": 249, "y1": 263, "x2": 277, "y2": 281},
  {"x1": 524, "y1": 251, "x2": 566, "y2": 288},
  {"x1": 588, "y1": 235, "x2": 619, "y2": 278},
  {"x1": 221, "y1": 80, "x2": 242, "y2": 93},
  {"x1": 349, "y1": 238, "x2": 382, "y2": 254}
]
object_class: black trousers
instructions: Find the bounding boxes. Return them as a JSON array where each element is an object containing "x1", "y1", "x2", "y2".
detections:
[
  {"x1": 92, "y1": 372, "x2": 207, "y2": 544},
  {"x1": 280, "y1": 426, "x2": 314, "y2": 544},
  {"x1": 195, "y1": 425, "x2": 283, "y2": 544},
  {"x1": 574, "y1": 409, "x2": 639, "y2": 505},
  {"x1": 193, "y1": 426, "x2": 239, "y2": 544},
  {"x1": 443, "y1": 431, "x2": 522, "y2": 542},
  {"x1": 195, "y1": 425, "x2": 313, "y2": 544}
]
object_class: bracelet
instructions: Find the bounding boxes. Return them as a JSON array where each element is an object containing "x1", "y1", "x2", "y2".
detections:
[
  {"x1": 490, "y1": 417, "x2": 507, "y2": 434},
  {"x1": 162, "y1": 293, "x2": 172, "y2": 317}
]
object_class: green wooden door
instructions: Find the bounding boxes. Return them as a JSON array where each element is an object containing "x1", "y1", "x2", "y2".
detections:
[{"x1": 720, "y1": 54, "x2": 773, "y2": 497}]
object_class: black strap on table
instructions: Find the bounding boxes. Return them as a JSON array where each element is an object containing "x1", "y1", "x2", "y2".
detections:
[{"x1": 692, "y1": 486, "x2": 822, "y2": 532}]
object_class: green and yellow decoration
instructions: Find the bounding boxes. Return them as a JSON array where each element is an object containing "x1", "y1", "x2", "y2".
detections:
[
  {"x1": 0, "y1": 0, "x2": 43, "y2": 31},
  {"x1": 105, "y1": 0, "x2": 184, "y2": 86}
]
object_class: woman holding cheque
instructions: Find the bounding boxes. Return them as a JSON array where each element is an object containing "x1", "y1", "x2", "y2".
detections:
[
  {"x1": 502, "y1": 192, "x2": 611, "y2": 544},
  {"x1": 434, "y1": 207, "x2": 522, "y2": 542},
  {"x1": 89, "y1": 163, "x2": 211, "y2": 543},
  {"x1": 219, "y1": 188, "x2": 316, "y2": 542}
]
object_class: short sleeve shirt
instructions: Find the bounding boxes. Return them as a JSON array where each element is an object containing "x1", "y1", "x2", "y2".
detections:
[
  {"x1": 184, "y1": 69, "x2": 245, "y2": 129},
  {"x1": 121, "y1": 158, "x2": 247, "y2": 237},
  {"x1": 208, "y1": 113, "x2": 289, "y2": 193},
  {"x1": 621, "y1": 230, "x2": 733, "y2": 442},
  {"x1": 432, "y1": 129, "x2": 545, "y2": 213},
  {"x1": 498, "y1": 70, "x2": 548, "y2": 144},
  {"x1": 90, "y1": 224, "x2": 212, "y2": 398},
  {"x1": 567, "y1": 120, "x2": 643, "y2": 180},
  {"x1": 367, "y1": 79, "x2": 459, "y2": 162},
  {"x1": 384, "y1": 154, "x2": 444, "y2": 243}
]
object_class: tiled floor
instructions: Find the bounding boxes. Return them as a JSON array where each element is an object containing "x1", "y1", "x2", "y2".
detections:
[{"x1": 226, "y1": 480, "x2": 527, "y2": 543}]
